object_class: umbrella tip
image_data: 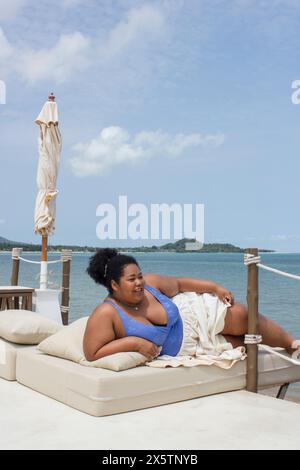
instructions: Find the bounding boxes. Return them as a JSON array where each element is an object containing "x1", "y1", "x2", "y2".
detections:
[{"x1": 48, "y1": 93, "x2": 55, "y2": 102}]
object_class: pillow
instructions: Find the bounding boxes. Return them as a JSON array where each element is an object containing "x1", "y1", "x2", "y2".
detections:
[
  {"x1": 37, "y1": 316, "x2": 147, "y2": 371},
  {"x1": 0, "y1": 309, "x2": 62, "y2": 345}
]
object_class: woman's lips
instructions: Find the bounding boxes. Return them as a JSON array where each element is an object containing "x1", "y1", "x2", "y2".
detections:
[{"x1": 133, "y1": 288, "x2": 144, "y2": 294}]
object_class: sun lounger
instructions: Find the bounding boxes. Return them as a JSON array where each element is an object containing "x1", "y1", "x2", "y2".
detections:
[
  {"x1": 0, "y1": 338, "x2": 35, "y2": 381},
  {"x1": 15, "y1": 346, "x2": 300, "y2": 417}
]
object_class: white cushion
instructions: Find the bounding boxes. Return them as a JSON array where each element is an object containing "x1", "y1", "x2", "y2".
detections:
[
  {"x1": 0, "y1": 337, "x2": 35, "y2": 380},
  {"x1": 0, "y1": 309, "x2": 62, "y2": 345},
  {"x1": 16, "y1": 346, "x2": 300, "y2": 417},
  {"x1": 37, "y1": 317, "x2": 147, "y2": 371}
]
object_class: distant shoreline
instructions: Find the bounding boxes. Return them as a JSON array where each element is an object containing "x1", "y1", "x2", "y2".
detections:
[
  {"x1": 0, "y1": 238, "x2": 275, "y2": 254},
  {"x1": 3, "y1": 250, "x2": 300, "y2": 255}
]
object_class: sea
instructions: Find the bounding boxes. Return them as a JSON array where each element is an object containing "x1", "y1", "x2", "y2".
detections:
[
  {"x1": 1, "y1": 251, "x2": 300, "y2": 334},
  {"x1": 1, "y1": 250, "x2": 300, "y2": 399}
]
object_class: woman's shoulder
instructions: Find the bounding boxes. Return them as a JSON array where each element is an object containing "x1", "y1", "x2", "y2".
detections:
[
  {"x1": 84, "y1": 301, "x2": 117, "y2": 351},
  {"x1": 144, "y1": 273, "x2": 179, "y2": 298},
  {"x1": 143, "y1": 273, "x2": 161, "y2": 288},
  {"x1": 88, "y1": 299, "x2": 117, "y2": 322}
]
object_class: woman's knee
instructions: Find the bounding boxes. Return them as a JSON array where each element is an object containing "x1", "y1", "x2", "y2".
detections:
[{"x1": 222, "y1": 303, "x2": 248, "y2": 336}]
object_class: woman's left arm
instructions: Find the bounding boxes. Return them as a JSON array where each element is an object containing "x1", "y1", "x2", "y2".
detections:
[{"x1": 144, "y1": 274, "x2": 234, "y2": 304}]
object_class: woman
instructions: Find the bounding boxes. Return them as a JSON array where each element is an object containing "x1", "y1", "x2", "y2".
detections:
[{"x1": 83, "y1": 248, "x2": 299, "y2": 363}]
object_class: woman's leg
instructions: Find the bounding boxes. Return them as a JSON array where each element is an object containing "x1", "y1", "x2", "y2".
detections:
[
  {"x1": 221, "y1": 302, "x2": 296, "y2": 353},
  {"x1": 222, "y1": 334, "x2": 244, "y2": 348}
]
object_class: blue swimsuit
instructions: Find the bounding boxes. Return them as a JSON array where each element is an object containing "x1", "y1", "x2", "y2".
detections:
[{"x1": 103, "y1": 284, "x2": 183, "y2": 356}]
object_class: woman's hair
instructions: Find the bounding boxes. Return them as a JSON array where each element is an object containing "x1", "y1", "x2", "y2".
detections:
[{"x1": 86, "y1": 248, "x2": 140, "y2": 294}]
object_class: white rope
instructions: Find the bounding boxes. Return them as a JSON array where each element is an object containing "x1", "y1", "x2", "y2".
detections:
[
  {"x1": 14, "y1": 257, "x2": 41, "y2": 264},
  {"x1": 257, "y1": 264, "x2": 300, "y2": 281},
  {"x1": 244, "y1": 253, "x2": 261, "y2": 266},
  {"x1": 259, "y1": 344, "x2": 300, "y2": 366},
  {"x1": 11, "y1": 247, "x2": 22, "y2": 258},
  {"x1": 61, "y1": 305, "x2": 69, "y2": 313},
  {"x1": 244, "y1": 253, "x2": 300, "y2": 281},
  {"x1": 13, "y1": 256, "x2": 62, "y2": 265},
  {"x1": 61, "y1": 250, "x2": 72, "y2": 262},
  {"x1": 244, "y1": 334, "x2": 262, "y2": 345},
  {"x1": 242, "y1": 253, "x2": 300, "y2": 364},
  {"x1": 13, "y1": 255, "x2": 70, "y2": 264}
]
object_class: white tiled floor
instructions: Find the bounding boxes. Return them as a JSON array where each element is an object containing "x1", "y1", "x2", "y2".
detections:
[{"x1": 1, "y1": 379, "x2": 300, "y2": 450}]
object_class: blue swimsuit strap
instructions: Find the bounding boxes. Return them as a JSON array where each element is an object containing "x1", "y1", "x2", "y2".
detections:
[
  {"x1": 144, "y1": 284, "x2": 173, "y2": 310},
  {"x1": 144, "y1": 284, "x2": 181, "y2": 327},
  {"x1": 144, "y1": 284, "x2": 160, "y2": 297},
  {"x1": 144, "y1": 284, "x2": 170, "y2": 304},
  {"x1": 103, "y1": 284, "x2": 169, "y2": 327}
]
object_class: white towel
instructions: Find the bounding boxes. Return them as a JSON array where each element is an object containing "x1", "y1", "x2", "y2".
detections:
[{"x1": 146, "y1": 292, "x2": 246, "y2": 369}]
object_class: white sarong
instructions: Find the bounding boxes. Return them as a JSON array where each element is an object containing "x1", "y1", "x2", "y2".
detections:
[{"x1": 147, "y1": 292, "x2": 246, "y2": 369}]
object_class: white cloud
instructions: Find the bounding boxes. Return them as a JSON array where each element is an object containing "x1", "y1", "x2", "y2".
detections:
[
  {"x1": 0, "y1": 29, "x2": 90, "y2": 84},
  {"x1": 62, "y1": 0, "x2": 83, "y2": 7},
  {"x1": 15, "y1": 32, "x2": 90, "y2": 84},
  {"x1": 0, "y1": 0, "x2": 26, "y2": 20},
  {"x1": 270, "y1": 234, "x2": 300, "y2": 241},
  {"x1": 0, "y1": 3, "x2": 165, "y2": 85},
  {"x1": 0, "y1": 28, "x2": 14, "y2": 79},
  {"x1": 98, "y1": 4, "x2": 165, "y2": 62},
  {"x1": 0, "y1": 28, "x2": 14, "y2": 62},
  {"x1": 69, "y1": 126, "x2": 225, "y2": 177}
]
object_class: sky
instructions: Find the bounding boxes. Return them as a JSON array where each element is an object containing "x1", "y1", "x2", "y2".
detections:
[{"x1": 1, "y1": 0, "x2": 300, "y2": 251}]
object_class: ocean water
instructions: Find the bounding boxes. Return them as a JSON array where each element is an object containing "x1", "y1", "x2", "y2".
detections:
[
  {"x1": 2, "y1": 250, "x2": 300, "y2": 399},
  {"x1": 1, "y1": 251, "x2": 300, "y2": 337}
]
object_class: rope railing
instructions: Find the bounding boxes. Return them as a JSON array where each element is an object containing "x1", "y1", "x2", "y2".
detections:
[
  {"x1": 15, "y1": 256, "x2": 62, "y2": 265},
  {"x1": 244, "y1": 253, "x2": 300, "y2": 281},
  {"x1": 259, "y1": 344, "x2": 300, "y2": 365},
  {"x1": 244, "y1": 250, "x2": 300, "y2": 393},
  {"x1": 12, "y1": 249, "x2": 72, "y2": 265}
]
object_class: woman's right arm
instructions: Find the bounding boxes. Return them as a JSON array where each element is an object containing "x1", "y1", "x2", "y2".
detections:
[{"x1": 83, "y1": 306, "x2": 159, "y2": 361}]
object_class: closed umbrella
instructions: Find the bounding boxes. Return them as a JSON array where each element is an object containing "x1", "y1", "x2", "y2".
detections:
[{"x1": 34, "y1": 93, "x2": 62, "y2": 289}]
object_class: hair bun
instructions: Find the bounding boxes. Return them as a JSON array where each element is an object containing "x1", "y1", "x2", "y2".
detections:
[
  {"x1": 103, "y1": 248, "x2": 118, "y2": 264},
  {"x1": 86, "y1": 247, "x2": 139, "y2": 292}
]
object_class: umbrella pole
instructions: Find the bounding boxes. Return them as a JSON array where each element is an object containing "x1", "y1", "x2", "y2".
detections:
[{"x1": 40, "y1": 235, "x2": 48, "y2": 289}]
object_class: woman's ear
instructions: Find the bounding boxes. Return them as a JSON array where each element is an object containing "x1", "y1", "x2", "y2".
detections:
[{"x1": 111, "y1": 279, "x2": 118, "y2": 293}]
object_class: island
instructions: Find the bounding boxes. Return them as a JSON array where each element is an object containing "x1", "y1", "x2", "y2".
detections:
[{"x1": 0, "y1": 236, "x2": 274, "y2": 253}]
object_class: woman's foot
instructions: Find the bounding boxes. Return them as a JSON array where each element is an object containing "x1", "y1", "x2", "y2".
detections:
[{"x1": 286, "y1": 340, "x2": 300, "y2": 358}]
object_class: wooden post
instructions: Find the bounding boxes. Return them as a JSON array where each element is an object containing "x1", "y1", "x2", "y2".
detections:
[
  {"x1": 11, "y1": 247, "x2": 23, "y2": 286},
  {"x1": 39, "y1": 235, "x2": 48, "y2": 289},
  {"x1": 246, "y1": 248, "x2": 259, "y2": 392},
  {"x1": 61, "y1": 250, "x2": 72, "y2": 325},
  {"x1": 41, "y1": 235, "x2": 48, "y2": 261}
]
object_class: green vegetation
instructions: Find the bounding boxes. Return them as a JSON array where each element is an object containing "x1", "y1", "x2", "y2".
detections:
[
  {"x1": 0, "y1": 236, "x2": 274, "y2": 253},
  {"x1": 123, "y1": 238, "x2": 273, "y2": 253}
]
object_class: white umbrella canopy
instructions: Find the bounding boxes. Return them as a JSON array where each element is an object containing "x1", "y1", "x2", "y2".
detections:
[
  {"x1": 34, "y1": 94, "x2": 61, "y2": 236},
  {"x1": 34, "y1": 93, "x2": 62, "y2": 288}
]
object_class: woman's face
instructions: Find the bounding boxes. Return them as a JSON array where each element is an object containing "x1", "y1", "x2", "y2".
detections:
[{"x1": 112, "y1": 263, "x2": 145, "y2": 303}]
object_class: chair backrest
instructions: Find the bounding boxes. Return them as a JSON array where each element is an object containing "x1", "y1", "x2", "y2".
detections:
[{"x1": 0, "y1": 287, "x2": 34, "y2": 311}]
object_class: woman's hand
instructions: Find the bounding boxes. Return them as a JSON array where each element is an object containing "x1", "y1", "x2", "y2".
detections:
[
  {"x1": 215, "y1": 285, "x2": 234, "y2": 306},
  {"x1": 136, "y1": 337, "x2": 161, "y2": 361}
]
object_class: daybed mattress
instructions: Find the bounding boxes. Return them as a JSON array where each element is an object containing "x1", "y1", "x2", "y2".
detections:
[
  {"x1": 0, "y1": 338, "x2": 35, "y2": 381},
  {"x1": 16, "y1": 346, "x2": 300, "y2": 417}
]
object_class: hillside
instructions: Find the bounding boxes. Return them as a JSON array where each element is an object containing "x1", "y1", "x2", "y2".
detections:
[
  {"x1": 0, "y1": 236, "x2": 274, "y2": 253},
  {"x1": 0, "y1": 236, "x2": 15, "y2": 244}
]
